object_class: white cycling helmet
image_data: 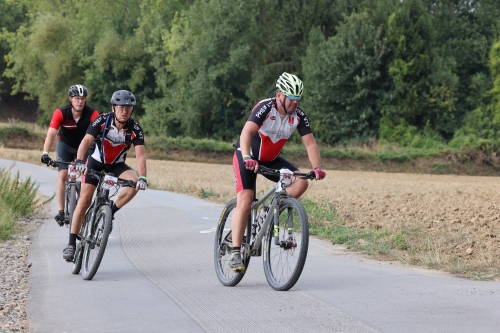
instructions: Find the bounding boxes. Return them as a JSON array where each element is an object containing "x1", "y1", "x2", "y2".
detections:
[{"x1": 276, "y1": 72, "x2": 304, "y2": 97}]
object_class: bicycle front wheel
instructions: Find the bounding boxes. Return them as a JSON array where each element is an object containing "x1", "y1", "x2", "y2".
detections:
[
  {"x1": 81, "y1": 204, "x2": 112, "y2": 280},
  {"x1": 263, "y1": 198, "x2": 309, "y2": 291},
  {"x1": 214, "y1": 198, "x2": 251, "y2": 287}
]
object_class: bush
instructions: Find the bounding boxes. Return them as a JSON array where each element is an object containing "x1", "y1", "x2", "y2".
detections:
[{"x1": 0, "y1": 166, "x2": 44, "y2": 241}]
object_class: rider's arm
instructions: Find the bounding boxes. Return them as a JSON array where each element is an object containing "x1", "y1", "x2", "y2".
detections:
[
  {"x1": 302, "y1": 133, "x2": 321, "y2": 169},
  {"x1": 42, "y1": 127, "x2": 58, "y2": 153},
  {"x1": 134, "y1": 145, "x2": 147, "y2": 178},
  {"x1": 43, "y1": 109, "x2": 63, "y2": 153},
  {"x1": 76, "y1": 134, "x2": 96, "y2": 161},
  {"x1": 239, "y1": 121, "x2": 259, "y2": 157}
]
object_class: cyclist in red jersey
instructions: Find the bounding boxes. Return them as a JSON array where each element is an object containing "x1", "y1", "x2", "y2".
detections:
[
  {"x1": 62, "y1": 90, "x2": 148, "y2": 262},
  {"x1": 41, "y1": 85, "x2": 99, "y2": 226},
  {"x1": 229, "y1": 72, "x2": 327, "y2": 271}
]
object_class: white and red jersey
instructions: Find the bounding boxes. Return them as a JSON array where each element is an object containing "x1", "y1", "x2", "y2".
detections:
[
  {"x1": 87, "y1": 114, "x2": 145, "y2": 164},
  {"x1": 234, "y1": 98, "x2": 312, "y2": 162}
]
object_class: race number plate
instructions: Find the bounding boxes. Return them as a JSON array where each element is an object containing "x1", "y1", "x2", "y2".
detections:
[
  {"x1": 102, "y1": 175, "x2": 118, "y2": 190},
  {"x1": 279, "y1": 169, "x2": 294, "y2": 185}
]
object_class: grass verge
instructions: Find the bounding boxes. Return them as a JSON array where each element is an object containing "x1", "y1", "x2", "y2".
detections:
[{"x1": 0, "y1": 165, "x2": 48, "y2": 241}]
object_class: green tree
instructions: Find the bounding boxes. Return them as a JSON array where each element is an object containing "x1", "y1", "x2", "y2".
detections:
[
  {"x1": 426, "y1": 0, "x2": 500, "y2": 139},
  {"x1": 449, "y1": 40, "x2": 500, "y2": 150},
  {"x1": 0, "y1": 0, "x2": 26, "y2": 98},
  {"x1": 2, "y1": 0, "x2": 155, "y2": 123},
  {"x1": 302, "y1": 12, "x2": 389, "y2": 144},
  {"x1": 379, "y1": 0, "x2": 459, "y2": 144}
]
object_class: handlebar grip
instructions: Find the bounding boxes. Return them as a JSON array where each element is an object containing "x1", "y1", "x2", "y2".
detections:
[{"x1": 306, "y1": 171, "x2": 316, "y2": 179}]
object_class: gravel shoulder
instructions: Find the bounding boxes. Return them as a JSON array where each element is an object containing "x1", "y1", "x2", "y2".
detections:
[{"x1": 0, "y1": 216, "x2": 43, "y2": 333}]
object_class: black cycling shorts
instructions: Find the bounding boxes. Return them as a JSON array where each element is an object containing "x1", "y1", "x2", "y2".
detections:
[
  {"x1": 55, "y1": 139, "x2": 93, "y2": 172},
  {"x1": 55, "y1": 140, "x2": 78, "y2": 172},
  {"x1": 232, "y1": 149, "x2": 298, "y2": 193},
  {"x1": 82, "y1": 156, "x2": 133, "y2": 187}
]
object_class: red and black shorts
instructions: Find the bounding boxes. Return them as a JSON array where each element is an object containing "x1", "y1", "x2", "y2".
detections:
[
  {"x1": 232, "y1": 149, "x2": 298, "y2": 194},
  {"x1": 83, "y1": 157, "x2": 133, "y2": 187}
]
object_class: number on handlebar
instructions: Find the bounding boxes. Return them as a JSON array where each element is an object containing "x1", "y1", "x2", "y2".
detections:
[
  {"x1": 279, "y1": 169, "x2": 294, "y2": 185},
  {"x1": 102, "y1": 175, "x2": 118, "y2": 189}
]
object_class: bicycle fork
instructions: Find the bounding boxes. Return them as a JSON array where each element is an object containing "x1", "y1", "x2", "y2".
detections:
[{"x1": 273, "y1": 206, "x2": 296, "y2": 250}]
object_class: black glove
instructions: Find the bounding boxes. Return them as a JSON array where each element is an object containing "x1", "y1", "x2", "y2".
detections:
[{"x1": 41, "y1": 153, "x2": 52, "y2": 165}]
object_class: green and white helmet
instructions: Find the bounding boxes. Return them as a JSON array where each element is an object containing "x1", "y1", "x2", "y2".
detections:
[{"x1": 276, "y1": 72, "x2": 304, "y2": 97}]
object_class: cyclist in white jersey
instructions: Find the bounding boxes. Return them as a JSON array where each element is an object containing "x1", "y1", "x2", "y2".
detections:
[
  {"x1": 229, "y1": 72, "x2": 326, "y2": 271},
  {"x1": 62, "y1": 90, "x2": 148, "y2": 262}
]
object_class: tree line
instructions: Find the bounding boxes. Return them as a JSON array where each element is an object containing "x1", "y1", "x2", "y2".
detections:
[{"x1": 1, "y1": 0, "x2": 500, "y2": 149}]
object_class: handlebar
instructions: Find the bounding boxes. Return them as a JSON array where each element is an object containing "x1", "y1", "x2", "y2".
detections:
[
  {"x1": 257, "y1": 165, "x2": 316, "y2": 180},
  {"x1": 45, "y1": 160, "x2": 72, "y2": 168},
  {"x1": 86, "y1": 168, "x2": 137, "y2": 188}
]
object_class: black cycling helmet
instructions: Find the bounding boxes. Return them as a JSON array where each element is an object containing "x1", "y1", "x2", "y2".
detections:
[
  {"x1": 68, "y1": 84, "x2": 88, "y2": 97},
  {"x1": 110, "y1": 90, "x2": 136, "y2": 106}
]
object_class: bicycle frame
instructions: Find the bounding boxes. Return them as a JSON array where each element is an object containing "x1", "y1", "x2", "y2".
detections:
[
  {"x1": 80, "y1": 174, "x2": 113, "y2": 243},
  {"x1": 246, "y1": 171, "x2": 295, "y2": 257}
]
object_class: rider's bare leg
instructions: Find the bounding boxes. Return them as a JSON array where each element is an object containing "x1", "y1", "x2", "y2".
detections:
[
  {"x1": 286, "y1": 177, "x2": 309, "y2": 199},
  {"x1": 56, "y1": 170, "x2": 69, "y2": 211},
  {"x1": 70, "y1": 182, "x2": 96, "y2": 234},
  {"x1": 230, "y1": 189, "x2": 254, "y2": 247},
  {"x1": 113, "y1": 169, "x2": 139, "y2": 209}
]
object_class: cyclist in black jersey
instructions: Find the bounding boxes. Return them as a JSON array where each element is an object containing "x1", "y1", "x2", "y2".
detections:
[
  {"x1": 229, "y1": 72, "x2": 327, "y2": 271},
  {"x1": 41, "y1": 85, "x2": 99, "y2": 226},
  {"x1": 62, "y1": 90, "x2": 148, "y2": 262}
]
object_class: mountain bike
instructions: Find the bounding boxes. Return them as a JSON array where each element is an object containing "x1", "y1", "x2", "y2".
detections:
[
  {"x1": 214, "y1": 165, "x2": 316, "y2": 291},
  {"x1": 71, "y1": 168, "x2": 136, "y2": 280},
  {"x1": 47, "y1": 160, "x2": 81, "y2": 230}
]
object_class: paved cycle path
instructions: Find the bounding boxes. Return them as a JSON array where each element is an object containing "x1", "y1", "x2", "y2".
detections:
[{"x1": 2, "y1": 159, "x2": 500, "y2": 333}]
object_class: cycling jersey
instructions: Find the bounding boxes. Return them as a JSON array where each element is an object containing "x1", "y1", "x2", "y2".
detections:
[
  {"x1": 87, "y1": 113, "x2": 145, "y2": 164},
  {"x1": 234, "y1": 98, "x2": 312, "y2": 162},
  {"x1": 49, "y1": 105, "x2": 99, "y2": 148}
]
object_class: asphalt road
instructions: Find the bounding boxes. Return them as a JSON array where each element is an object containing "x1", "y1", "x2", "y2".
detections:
[{"x1": 2, "y1": 159, "x2": 500, "y2": 333}]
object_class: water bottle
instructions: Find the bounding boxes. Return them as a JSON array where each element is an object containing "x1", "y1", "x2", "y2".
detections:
[{"x1": 257, "y1": 206, "x2": 269, "y2": 228}]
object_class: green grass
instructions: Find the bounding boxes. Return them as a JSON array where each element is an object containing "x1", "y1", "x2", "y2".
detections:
[
  {"x1": 0, "y1": 165, "x2": 47, "y2": 241},
  {"x1": 303, "y1": 199, "x2": 406, "y2": 256},
  {"x1": 199, "y1": 187, "x2": 218, "y2": 198}
]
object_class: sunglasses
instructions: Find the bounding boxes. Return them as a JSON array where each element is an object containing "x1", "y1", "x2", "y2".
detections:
[
  {"x1": 115, "y1": 105, "x2": 133, "y2": 112},
  {"x1": 286, "y1": 94, "x2": 302, "y2": 101}
]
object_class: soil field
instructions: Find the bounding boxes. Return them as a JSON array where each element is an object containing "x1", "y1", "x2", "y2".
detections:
[{"x1": 1, "y1": 147, "x2": 499, "y2": 280}]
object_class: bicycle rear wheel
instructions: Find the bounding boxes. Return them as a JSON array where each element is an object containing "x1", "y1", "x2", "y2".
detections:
[
  {"x1": 81, "y1": 204, "x2": 112, "y2": 280},
  {"x1": 214, "y1": 198, "x2": 251, "y2": 287},
  {"x1": 263, "y1": 198, "x2": 309, "y2": 291}
]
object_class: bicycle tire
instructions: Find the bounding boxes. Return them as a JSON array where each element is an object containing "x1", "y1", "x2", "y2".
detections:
[
  {"x1": 214, "y1": 198, "x2": 251, "y2": 287},
  {"x1": 68, "y1": 184, "x2": 78, "y2": 230},
  {"x1": 263, "y1": 197, "x2": 309, "y2": 291},
  {"x1": 71, "y1": 241, "x2": 84, "y2": 274},
  {"x1": 81, "y1": 204, "x2": 112, "y2": 280},
  {"x1": 72, "y1": 209, "x2": 91, "y2": 275}
]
